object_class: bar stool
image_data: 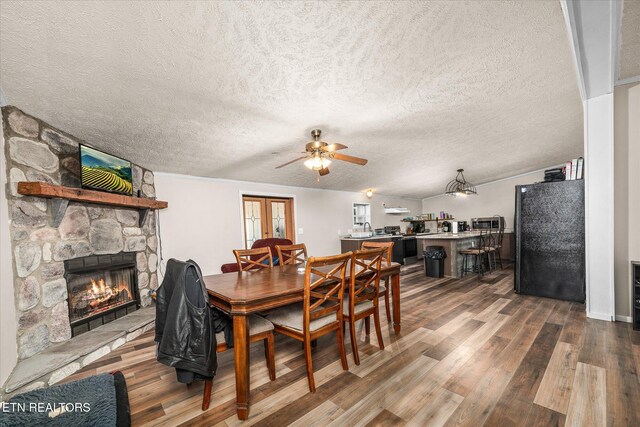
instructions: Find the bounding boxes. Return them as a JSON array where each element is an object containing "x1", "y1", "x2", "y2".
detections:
[
  {"x1": 483, "y1": 228, "x2": 497, "y2": 273},
  {"x1": 493, "y1": 216, "x2": 505, "y2": 269},
  {"x1": 459, "y1": 230, "x2": 487, "y2": 277}
]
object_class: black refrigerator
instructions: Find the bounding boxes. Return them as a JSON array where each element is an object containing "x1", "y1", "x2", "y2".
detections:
[{"x1": 514, "y1": 180, "x2": 585, "y2": 302}]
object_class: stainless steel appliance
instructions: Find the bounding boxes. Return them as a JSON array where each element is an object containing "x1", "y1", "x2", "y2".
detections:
[
  {"x1": 382, "y1": 226, "x2": 411, "y2": 264},
  {"x1": 402, "y1": 236, "x2": 418, "y2": 264},
  {"x1": 514, "y1": 181, "x2": 585, "y2": 302},
  {"x1": 471, "y1": 216, "x2": 505, "y2": 231},
  {"x1": 384, "y1": 226, "x2": 402, "y2": 235}
]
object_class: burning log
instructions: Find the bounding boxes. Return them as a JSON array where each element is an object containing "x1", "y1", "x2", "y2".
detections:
[{"x1": 69, "y1": 278, "x2": 133, "y2": 319}]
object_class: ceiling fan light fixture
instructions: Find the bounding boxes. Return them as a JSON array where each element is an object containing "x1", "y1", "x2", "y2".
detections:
[
  {"x1": 304, "y1": 153, "x2": 331, "y2": 171},
  {"x1": 445, "y1": 169, "x2": 477, "y2": 196}
]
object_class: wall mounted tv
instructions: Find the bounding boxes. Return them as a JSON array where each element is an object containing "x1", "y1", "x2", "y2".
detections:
[{"x1": 80, "y1": 144, "x2": 133, "y2": 196}]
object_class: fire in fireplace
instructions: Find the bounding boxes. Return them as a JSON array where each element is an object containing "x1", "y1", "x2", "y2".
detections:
[{"x1": 64, "y1": 253, "x2": 140, "y2": 337}]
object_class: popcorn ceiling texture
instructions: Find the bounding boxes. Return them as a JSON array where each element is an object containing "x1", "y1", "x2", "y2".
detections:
[
  {"x1": 619, "y1": 0, "x2": 640, "y2": 80},
  {"x1": 0, "y1": 1, "x2": 583, "y2": 198},
  {"x1": 1, "y1": 106, "x2": 158, "y2": 363}
]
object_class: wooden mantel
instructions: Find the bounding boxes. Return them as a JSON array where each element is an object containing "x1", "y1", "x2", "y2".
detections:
[{"x1": 17, "y1": 181, "x2": 168, "y2": 227}]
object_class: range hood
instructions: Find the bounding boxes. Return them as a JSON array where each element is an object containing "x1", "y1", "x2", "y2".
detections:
[{"x1": 384, "y1": 206, "x2": 410, "y2": 214}]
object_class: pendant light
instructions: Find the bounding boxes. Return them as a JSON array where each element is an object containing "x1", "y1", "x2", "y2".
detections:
[{"x1": 445, "y1": 169, "x2": 477, "y2": 196}]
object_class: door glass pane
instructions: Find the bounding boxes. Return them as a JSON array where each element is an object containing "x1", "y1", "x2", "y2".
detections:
[
  {"x1": 271, "y1": 201, "x2": 286, "y2": 239},
  {"x1": 244, "y1": 201, "x2": 262, "y2": 248}
]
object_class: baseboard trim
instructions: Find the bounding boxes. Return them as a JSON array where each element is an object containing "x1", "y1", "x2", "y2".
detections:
[
  {"x1": 586, "y1": 311, "x2": 614, "y2": 321},
  {"x1": 614, "y1": 315, "x2": 632, "y2": 323}
]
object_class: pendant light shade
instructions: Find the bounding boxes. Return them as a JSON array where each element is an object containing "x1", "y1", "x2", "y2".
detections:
[{"x1": 445, "y1": 169, "x2": 477, "y2": 196}]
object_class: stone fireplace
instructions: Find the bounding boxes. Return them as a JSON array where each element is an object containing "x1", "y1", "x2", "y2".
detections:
[
  {"x1": 1, "y1": 106, "x2": 162, "y2": 396},
  {"x1": 65, "y1": 253, "x2": 140, "y2": 337}
]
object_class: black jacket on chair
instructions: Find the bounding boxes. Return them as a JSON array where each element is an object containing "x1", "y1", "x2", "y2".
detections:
[{"x1": 155, "y1": 259, "x2": 217, "y2": 379}]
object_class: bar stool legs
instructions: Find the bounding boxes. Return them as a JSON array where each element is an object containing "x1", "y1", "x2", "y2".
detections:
[{"x1": 461, "y1": 252, "x2": 485, "y2": 277}]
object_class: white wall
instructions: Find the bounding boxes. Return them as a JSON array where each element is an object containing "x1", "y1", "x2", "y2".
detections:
[
  {"x1": 421, "y1": 169, "x2": 548, "y2": 231},
  {"x1": 155, "y1": 173, "x2": 421, "y2": 276},
  {"x1": 614, "y1": 82, "x2": 640, "y2": 320},
  {"x1": 1, "y1": 115, "x2": 17, "y2": 387},
  {"x1": 584, "y1": 93, "x2": 615, "y2": 321},
  {"x1": 629, "y1": 84, "x2": 640, "y2": 314}
]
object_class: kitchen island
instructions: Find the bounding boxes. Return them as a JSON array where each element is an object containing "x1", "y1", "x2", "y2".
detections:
[{"x1": 417, "y1": 231, "x2": 513, "y2": 277}]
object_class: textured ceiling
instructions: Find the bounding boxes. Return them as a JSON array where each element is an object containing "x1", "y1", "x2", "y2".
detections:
[
  {"x1": 0, "y1": 1, "x2": 583, "y2": 199},
  {"x1": 620, "y1": 0, "x2": 640, "y2": 80}
]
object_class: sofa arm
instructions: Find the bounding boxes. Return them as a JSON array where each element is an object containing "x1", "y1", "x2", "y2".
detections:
[{"x1": 220, "y1": 263, "x2": 239, "y2": 273}]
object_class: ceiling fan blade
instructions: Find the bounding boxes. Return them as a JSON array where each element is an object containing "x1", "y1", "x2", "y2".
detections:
[
  {"x1": 320, "y1": 142, "x2": 348, "y2": 152},
  {"x1": 319, "y1": 167, "x2": 330, "y2": 176},
  {"x1": 332, "y1": 152, "x2": 368, "y2": 166},
  {"x1": 275, "y1": 156, "x2": 308, "y2": 169}
]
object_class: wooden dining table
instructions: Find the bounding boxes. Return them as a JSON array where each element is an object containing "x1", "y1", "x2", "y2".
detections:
[{"x1": 203, "y1": 262, "x2": 402, "y2": 420}]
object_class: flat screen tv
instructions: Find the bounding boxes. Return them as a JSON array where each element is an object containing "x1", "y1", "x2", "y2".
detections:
[{"x1": 80, "y1": 144, "x2": 133, "y2": 196}]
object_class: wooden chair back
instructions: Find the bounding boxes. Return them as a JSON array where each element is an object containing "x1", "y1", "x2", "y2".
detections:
[
  {"x1": 350, "y1": 248, "x2": 385, "y2": 307},
  {"x1": 303, "y1": 253, "x2": 351, "y2": 331},
  {"x1": 276, "y1": 243, "x2": 307, "y2": 267},
  {"x1": 360, "y1": 241, "x2": 394, "y2": 266},
  {"x1": 233, "y1": 247, "x2": 273, "y2": 271}
]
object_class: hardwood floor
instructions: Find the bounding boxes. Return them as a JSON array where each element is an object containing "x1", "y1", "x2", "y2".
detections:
[{"x1": 64, "y1": 264, "x2": 640, "y2": 426}]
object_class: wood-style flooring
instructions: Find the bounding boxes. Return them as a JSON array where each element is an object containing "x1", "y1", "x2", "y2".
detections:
[{"x1": 64, "y1": 264, "x2": 640, "y2": 426}]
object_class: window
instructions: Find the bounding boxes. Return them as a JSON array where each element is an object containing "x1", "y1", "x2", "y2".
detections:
[
  {"x1": 353, "y1": 202, "x2": 371, "y2": 228},
  {"x1": 242, "y1": 196, "x2": 295, "y2": 248}
]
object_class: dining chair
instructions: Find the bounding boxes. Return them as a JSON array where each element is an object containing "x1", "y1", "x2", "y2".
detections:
[
  {"x1": 233, "y1": 247, "x2": 273, "y2": 271},
  {"x1": 264, "y1": 252, "x2": 351, "y2": 392},
  {"x1": 345, "y1": 248, "x2": 386, "y2": 365},
  {"x1": 202, "y1": 316, "x2": 276, "y2": 410},
  {"x1": 275, "y1": 243, "x2": 308, "y2": 268},
  {"x1": 360, "y1": 241, "x2": 393, "y2": 322}
]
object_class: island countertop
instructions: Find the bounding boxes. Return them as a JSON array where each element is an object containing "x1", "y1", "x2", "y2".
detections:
[
  {"x1": 339, "y1": 234, "x2": 403, "y2": 241},
  {"x1": 416, "y1": 231, "x2": 482, "y2": 240},
  {"x1": 416, "y1": 230, "x2": 514, "y2": 239}
]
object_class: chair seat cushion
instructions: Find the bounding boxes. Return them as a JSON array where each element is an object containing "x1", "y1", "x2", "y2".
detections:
[
  {"x1": 342, "y1": 295, "x2": 374, "y2": 316},
  {"x1": 264, "y1": 303, "x2": 337, "y2": 332},
  {"x1": 215, "y1": 314, "x2": 273, "y2": 345},
  {"x1": 249, "y1": 314, "x2": 275, "y2": 335}
]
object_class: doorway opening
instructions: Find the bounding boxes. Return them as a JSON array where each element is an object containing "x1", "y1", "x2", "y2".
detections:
[{"x1": 242, "y1": 195, "x2": 295, "y2": 248}]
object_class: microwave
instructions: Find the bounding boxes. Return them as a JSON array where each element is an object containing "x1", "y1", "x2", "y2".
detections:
[{"x1": 471, "y1": 216, "x2": 505, "y2": 230}]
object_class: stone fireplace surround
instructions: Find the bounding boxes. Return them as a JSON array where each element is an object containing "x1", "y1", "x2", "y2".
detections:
[{"x1": 1, "y1": 106, "x2": 159, "y2": 396}]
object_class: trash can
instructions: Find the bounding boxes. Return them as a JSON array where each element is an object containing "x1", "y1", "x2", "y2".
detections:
[{"x1": 424, "y1": 246, "x2": 447, "y2": 278}]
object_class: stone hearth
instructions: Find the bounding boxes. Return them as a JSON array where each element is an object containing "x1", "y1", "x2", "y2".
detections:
[{"x1": 2, "y1": 106, "x2": 160, "y2": 396}]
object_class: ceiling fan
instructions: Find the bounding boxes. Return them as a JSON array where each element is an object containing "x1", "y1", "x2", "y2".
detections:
[{"x1": 275, "y1": 129, "x2": 368, "y2": 177}]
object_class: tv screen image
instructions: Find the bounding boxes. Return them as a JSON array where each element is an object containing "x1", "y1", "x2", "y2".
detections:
[{"x1": 80, "y1": 145, "x2": 133, "y2": 195}]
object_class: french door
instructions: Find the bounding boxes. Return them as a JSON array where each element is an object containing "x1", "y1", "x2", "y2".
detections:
[{"x1": 242, "y1": 196, "x2": 295, "y2": 248}]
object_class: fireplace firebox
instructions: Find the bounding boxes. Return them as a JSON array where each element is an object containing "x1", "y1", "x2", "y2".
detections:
[{"x1": 64, "y1": 252, "x2": 140, "y2": 337}]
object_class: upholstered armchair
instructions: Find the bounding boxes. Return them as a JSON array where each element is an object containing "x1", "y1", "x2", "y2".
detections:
[{"x1": 220, "y1": 238, "x2": 293, "y2": 273}]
